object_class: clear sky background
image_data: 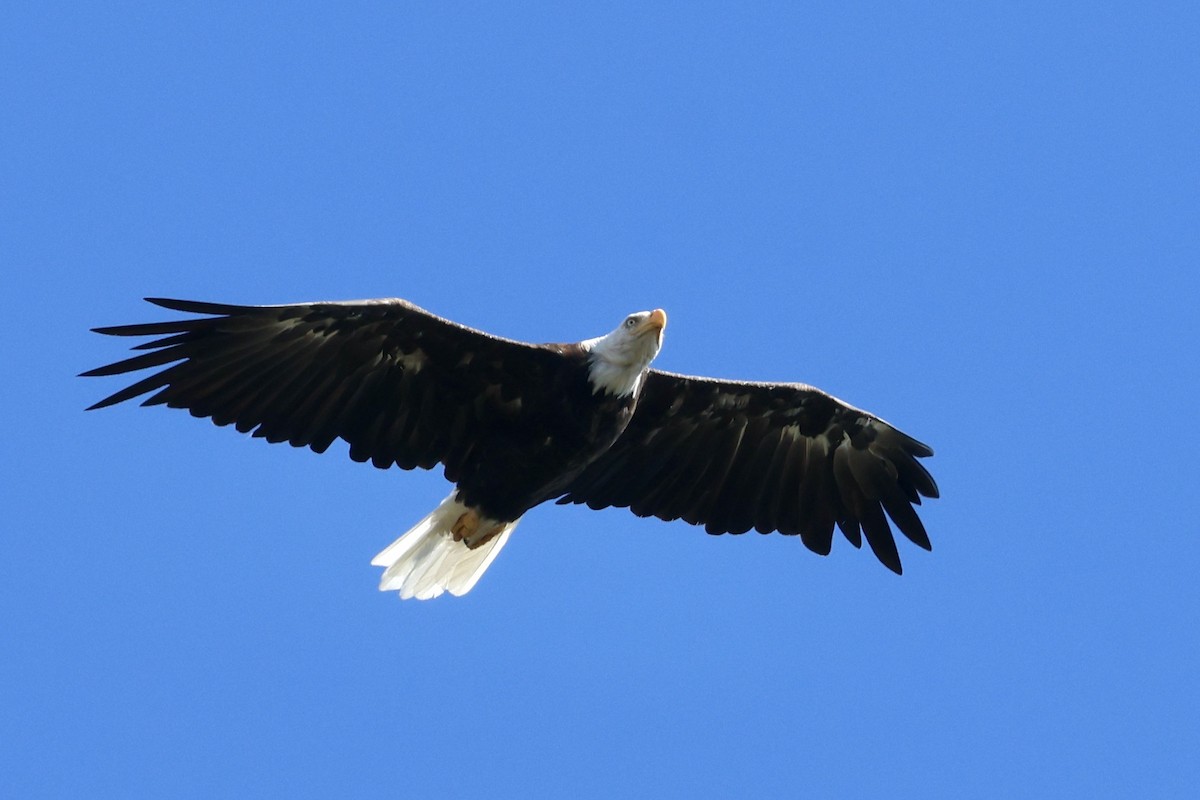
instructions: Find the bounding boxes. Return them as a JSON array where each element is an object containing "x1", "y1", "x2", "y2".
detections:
[{"x1": 4, "y1": 3, "x2": 1198, "y2": 797}]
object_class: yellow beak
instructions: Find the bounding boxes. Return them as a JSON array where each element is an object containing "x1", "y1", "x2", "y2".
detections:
[{"x1": 640, "y1": 308, "x2": 667, "y2": 334}]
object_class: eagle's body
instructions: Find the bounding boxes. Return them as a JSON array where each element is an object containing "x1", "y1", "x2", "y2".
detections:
[
  {"x1": 438, "y1": 341, "x2": 638, "y2": 525},
  {"x1": 85, "y1": 297, "x2": 939, "y2": 599}
]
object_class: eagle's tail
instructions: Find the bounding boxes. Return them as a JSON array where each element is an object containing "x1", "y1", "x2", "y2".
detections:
[{"x1": 371, "y1": 492, "x2": 517, "y2": 600}]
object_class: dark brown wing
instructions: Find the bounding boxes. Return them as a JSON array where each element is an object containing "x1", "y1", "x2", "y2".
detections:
[
  {"x1": 557, "y1": 369, "x2": 940, "y2": 573},
  {"x1": 82, "y1": 297, "x2": 566, "y2": 480}
]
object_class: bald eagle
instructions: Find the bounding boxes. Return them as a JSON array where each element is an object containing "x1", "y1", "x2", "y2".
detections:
[{"x1": 84, "y1": 298, "x2": 939, "y2": 599}]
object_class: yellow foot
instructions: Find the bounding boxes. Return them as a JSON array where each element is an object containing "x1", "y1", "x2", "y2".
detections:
[
  {"x1": 451, "y1": 510, "x2": 479, "y2": 543},
  {"x1": 452, "y1": 510, "x2": 504, "y2": 549}
]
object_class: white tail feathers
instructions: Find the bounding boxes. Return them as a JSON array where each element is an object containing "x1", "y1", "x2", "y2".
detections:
[{"x1": 371, "y1": 493, "x2": 517, "y2": 600}]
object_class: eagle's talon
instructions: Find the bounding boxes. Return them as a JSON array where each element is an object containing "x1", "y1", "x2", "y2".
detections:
[{"x1": 452, "y1": 510, "x2": 480, "y2": 544}]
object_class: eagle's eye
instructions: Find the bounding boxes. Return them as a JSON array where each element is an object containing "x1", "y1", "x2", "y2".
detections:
[{"x1": 624, "y1": 316, "x2": 638, "y2": 329}]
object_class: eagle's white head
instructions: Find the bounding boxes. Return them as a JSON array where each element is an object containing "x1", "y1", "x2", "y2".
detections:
[{"x1": 581, "y1": 309, "x2": 667, "y2": 397}]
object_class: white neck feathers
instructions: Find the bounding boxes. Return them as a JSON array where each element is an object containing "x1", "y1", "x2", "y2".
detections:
[
  {"x1": 583, "y1": 345, "x2": 646, "y2": 397},
  {"x1": 578, "y1": 310, "x2": 665, "y2": 397}
]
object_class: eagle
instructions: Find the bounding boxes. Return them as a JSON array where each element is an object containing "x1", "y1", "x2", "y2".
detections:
[{"x1": 84, "y1": 297, "x2": 939, "y2": 599}]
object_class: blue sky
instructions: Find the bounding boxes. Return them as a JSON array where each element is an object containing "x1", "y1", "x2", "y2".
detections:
[{"x1": 4, "y1": 2, "x2": 1198, "y2": 797}]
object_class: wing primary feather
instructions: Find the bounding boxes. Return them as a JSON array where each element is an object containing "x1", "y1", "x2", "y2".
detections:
[
  {"x1": 620, "y1": 422, "x2": 694, "y2": 506},
  {"x1": 692, "y1": 415, "x2": 747, "y2": 531},
  {"x1": 387, "y1": 378, "x2": 427, "y2": 469},
  {"x1": 879, "y1": 490, "x2": 931, "y2": 551},
  {"x1": 212, "y1": 342, "x2": 332, "y2": 427},
  {"x1": 905, "y1": 455, "x2": 940, "y2": 499},
  {"x1": 859, "y1": 499, "x2": 901, "y2": 574},
  {"x1": 796, "y1": 437, "x2": 836, "y2": 554},
  {"x1": 831, "y1": 447, "x2": 865, "y2": 549},
  {"x1": 401, "y1": 376, "x2": 442, "y2": 470},
  {"x1": 285, "y1": 359, "x2": 371, "y2": 448},
  {"x1": 140, "y1": 330, "x2": 296, "y2": 409},
  {"x1": 705, "y1": 415, "x2": 774, "y2": 534},
  {"x1": 772, "y1": 429, "x2": 805, "y2": 535},
  {"x1": 750, "y1": 426, "x2": 795, "y2": 534},
  {"x1": 865, "y1": 463, "x2": 933, "y2": 551},
  {"x1": 90, "y1": 319, "x2": 213, "y2": 338},
  {"x1": 307, "y1": 365, "x2": 385, "y2": 454},
  {"x1": 834, "y1": 446, "x2": 902, "y2": 572},
  {"x1": 737, "y1": 422, "x2": 790, "y2": 534},
  {"x1": 225, "y1": 323, "x2": 369, "y2": 438},
  {"x1": 160, "y1": 331, "x2": 315, "y2": 416},
  {"x1": 588, "y1": 417, "x2": 700, "y2": 515},
  {"x1": 85, "y1": 363, "x2": 188, "y2": 410},
  {"x1": 645, "y1": 430, "x2": 715, "y2": 518},
  {"x1": 128, "y1": 331, "x2": 201, "y2": 351},
  {"x1": 79, "y1": 346, "x2": 189, "y2": 378},
  {"x1": 343, "y1": 361, "x2": 411, "y2": 467},
  {"x1": 836, "y1": 515, "x2": 862, "y2": 548},
  {"x1": 247, "y1": 341, "x2": 352, "y2": 442},
  {"x1": 261, "y1": 351, "x2": 363, "y2": 443},
  {"x1": 626, "y1": 422, "x2": 702, "y2": 516},
  {"x1": 144, "y1": 297, "x2": 259, "y2": 315},
  {"x1": 896, "y1": 432, "x2": 934, "y2": 459}
]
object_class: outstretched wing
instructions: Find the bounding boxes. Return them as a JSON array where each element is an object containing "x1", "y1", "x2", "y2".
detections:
[
  {"x1": 82, "y1": 298, "x2": 565, "y2": 480},
  {"x1": 557, "y1": 369, "x2": 940, "y2": 573}
]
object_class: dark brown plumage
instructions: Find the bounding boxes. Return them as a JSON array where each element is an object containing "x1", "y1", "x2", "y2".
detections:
[{"x1": 558, "y1": 372, "x2": 939, "y2": 573}]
